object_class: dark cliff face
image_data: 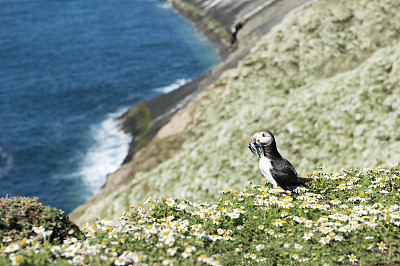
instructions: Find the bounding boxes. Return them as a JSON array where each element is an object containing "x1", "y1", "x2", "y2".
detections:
[
  {"x1": 170, "y1": 0, "x2": 310, "y2": 57},
  {"x1": 169, "y1": 0, "x2": 273, "y2": 55},
  {"x1": 119, "y1": 0, "x2": 310, "y2": 168}
]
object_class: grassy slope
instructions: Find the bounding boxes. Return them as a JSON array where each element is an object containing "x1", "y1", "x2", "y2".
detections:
[
  {"x1": 2, "y1": 166, "x2": 400, "y2": 265},
  {"x1": 72, "y1": 0, "x2": 400, "y2": 225}
]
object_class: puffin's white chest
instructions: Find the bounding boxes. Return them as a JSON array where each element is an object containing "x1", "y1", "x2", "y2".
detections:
[{"x1": 259, "y1": 157, "x2": 278, "y2": 188}]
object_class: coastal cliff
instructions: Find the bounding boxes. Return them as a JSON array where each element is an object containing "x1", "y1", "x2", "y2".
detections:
[{"x1": 70, "y1": 0, "x2": 400, "y2": 226}]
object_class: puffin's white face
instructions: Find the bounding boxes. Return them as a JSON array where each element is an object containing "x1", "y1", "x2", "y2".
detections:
[{"x1": 256, "y1": 131, "x2": 273, "y2": 145}]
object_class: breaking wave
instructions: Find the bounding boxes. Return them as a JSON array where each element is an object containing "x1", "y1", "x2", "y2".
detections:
[
  {"x1": 78, "y1": 108, "x2": 132, "y2": 196},
  {"x1": 153, "y1": 78, "x2": 190, "y2": 94}
]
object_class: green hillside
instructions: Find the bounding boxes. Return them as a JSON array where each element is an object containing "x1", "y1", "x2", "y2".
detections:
[
  {"x1": 70, "y1": 0, "x2": 400, "y2": 225},
  {"x1": 1, "y1": 165, "x2": 400, "y2": 265}
]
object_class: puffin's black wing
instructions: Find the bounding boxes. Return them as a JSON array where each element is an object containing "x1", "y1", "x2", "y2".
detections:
[{"x1": 269, "y1": 158, "x2": 300, "y2": 187}]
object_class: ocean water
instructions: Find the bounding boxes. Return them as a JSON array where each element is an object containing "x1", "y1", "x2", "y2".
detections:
[{"x1": 0, "y1": 0, "x2": 219, "y2": 213}]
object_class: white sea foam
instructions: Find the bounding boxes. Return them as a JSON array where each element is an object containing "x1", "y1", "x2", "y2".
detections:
[
  {"x1": 79, "y1": 108, "x2": 132, "y2": 196},
  {"x1": 157, "y1": 2, "x2": 172, "y2": 9},
  {"x1": 76, "y1": 79, "x2": 188, "y2": 197},
  {"x1": 153, "y1": 78, "x2": 190, "y2": 94},
  {"x1": 0, "y1": 146, "x2": 13, "y2": 179}
]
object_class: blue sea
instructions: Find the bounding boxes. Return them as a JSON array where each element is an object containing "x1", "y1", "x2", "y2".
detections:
[{"x1": 0, "y1": 0, "x2": 219, "y2": 214}]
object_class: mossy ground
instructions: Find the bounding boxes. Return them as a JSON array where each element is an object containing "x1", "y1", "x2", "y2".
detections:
[{"x1": 0, "y1": 197, "x2": 83, "y2": 243}]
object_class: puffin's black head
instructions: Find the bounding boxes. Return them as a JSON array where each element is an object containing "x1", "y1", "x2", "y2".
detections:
[{"x1": 247, "y1": 130, "x2": 280, "y2": 159}]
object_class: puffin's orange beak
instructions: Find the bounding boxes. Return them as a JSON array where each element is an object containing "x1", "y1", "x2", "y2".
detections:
[
  {"x1": 248, "y1": 132, "x2": 262, "y2": 157},
  {"x1": 247, "y1": 133, "x2": 257, "y2": 144}
]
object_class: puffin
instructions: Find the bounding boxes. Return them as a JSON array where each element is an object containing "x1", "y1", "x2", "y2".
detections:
[{"x1": 247, "y1": 129, "x2": 313, "y2": 191}]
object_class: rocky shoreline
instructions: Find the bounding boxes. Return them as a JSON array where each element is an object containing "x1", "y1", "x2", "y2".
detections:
[{"x1": 69, "y1": 0, "x2": 311, "y2": 223}]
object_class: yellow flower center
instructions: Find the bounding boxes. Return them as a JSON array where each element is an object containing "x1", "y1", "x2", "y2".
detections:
[{"x1": 15, "y1": 255, "x2": 22, "y2": 263}]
